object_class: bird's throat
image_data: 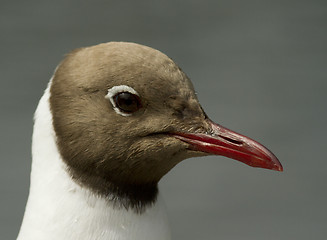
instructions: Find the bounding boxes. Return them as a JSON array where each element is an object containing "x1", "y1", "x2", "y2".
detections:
[{"x1": 17, "y1": 83, "x2": 171, "y2": 240}]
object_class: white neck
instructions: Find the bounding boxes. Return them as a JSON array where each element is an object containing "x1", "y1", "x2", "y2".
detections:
[{"x1": 17, "y1": 83, "x2": 171, "y2": 240}]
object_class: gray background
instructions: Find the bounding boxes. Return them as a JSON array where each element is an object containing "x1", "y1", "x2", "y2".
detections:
[{"x1": 1, "y1": 0, "x2": 326, "y2": 239}]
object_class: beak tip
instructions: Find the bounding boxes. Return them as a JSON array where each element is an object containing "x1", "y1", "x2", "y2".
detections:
[
  {"x1": 272, "y1": 156, "x2": 283, "y2": 172},
  {"x1": 276, "y1": 164, "x2": 284, "y2": 172},
  {"x1": 268, "y1": 161, "x2": 283, "y2": 172}
]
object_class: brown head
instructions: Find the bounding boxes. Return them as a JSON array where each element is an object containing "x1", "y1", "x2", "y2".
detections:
[{"x1": 50, "y1": 42, "x2": 282, "y2": 211}]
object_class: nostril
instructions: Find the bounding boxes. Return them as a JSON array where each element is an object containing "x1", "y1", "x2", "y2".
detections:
[{"x1": 219, "y1": 135, "x2": 243, "y2": 145}]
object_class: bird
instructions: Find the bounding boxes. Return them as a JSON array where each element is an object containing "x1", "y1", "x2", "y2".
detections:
[{"x1": 17, "y1": 42, "x2": 282, "y2": 240}]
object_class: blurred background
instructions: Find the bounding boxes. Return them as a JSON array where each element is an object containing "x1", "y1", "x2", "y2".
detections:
[{"x1": 1, "y1": 0, "x2": 326, "y2": 239}]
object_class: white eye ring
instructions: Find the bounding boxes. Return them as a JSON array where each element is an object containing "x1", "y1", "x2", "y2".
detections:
[{"x1": 105, "y1": 85, "x2": 140, "y2": 117}]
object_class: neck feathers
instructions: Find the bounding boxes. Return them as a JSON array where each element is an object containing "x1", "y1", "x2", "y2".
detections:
[{"x1": 17, "y1": 82, "x2": 171, "y2": 240}]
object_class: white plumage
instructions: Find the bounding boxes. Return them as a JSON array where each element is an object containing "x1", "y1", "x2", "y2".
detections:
[{"x1": 17, "y1": 83, "x2": 171, "y2": 240}]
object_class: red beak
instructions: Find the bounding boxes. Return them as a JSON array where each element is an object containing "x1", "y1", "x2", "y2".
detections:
[{"x1": 173, "y1": 120, "x2": 283, "y2": 171}]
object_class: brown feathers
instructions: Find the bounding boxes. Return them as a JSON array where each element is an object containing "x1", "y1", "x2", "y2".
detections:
[{"x1": 50, "y1": 42, "x2": 207, "y2": 211}]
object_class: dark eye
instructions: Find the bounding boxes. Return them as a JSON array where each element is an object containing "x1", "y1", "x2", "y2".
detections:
[{"x1": 114, "y1": 92, "x2": 142, "y2": 113}]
